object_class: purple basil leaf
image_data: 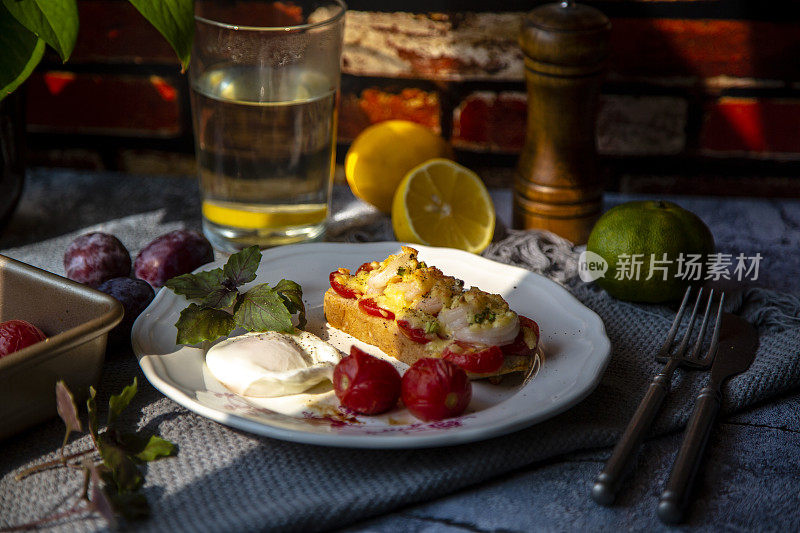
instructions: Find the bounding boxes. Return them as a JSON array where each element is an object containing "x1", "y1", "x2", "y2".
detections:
[
  {"x1": 200, "y1": 286, "x2": 238, "y2": 310},
  {"x1": 222, "y1": 245, "x2": 261, "y2": 287},
  {"x1": 174, "y1": 303, "x2": 236, "y2": 345},
  {"x1": 165, "y1": 268, "x2": 225, "y2": 300},
  {"x1": 107, "y1": 378, "x2": 138, "y2": 426},
  {"x1": 98, "y1": 436, "x2": 142, "y2": 492},
  {"x1": 87, "y1": 386, "x2": 99, "y2": 439},
  {"x1": 110, "y1": 491, "x2": 150, "y2": 521},
  {"x1": 234, "y1": 284, "x2": 293, "y2": 333},
  {"x1": 116, "y1": 432, "x2": 177, "y2": 462},
  {"x1": 134, "y1": 435, "x2": 176, "y2": 462},
  {"x1": 274, "y1": 279, "x2": 306, "y2": 329},
  {"x1": 85, "y1": 459, "x2": 117, "y2": 528},
  {"x1": 55, "y1": 380, "x2": 82, "y2": 435}
]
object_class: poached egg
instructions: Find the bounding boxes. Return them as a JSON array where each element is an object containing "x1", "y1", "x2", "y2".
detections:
[{"x1": 205, "y1": 330, "x2": 341, "y2": 397}]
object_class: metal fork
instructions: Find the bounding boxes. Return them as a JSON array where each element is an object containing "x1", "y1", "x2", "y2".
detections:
[{"x1": 591, "y1": 287, "x2": 725, "y2": 505}]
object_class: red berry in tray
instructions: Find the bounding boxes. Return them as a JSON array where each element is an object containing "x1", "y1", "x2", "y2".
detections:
[
  {"x1": 134, "y1": 230, "x2": 213, "y2": 289},
  {"x1": 0, "y1": 319, "x2": 47, "y2": 358},
  {"x1": 401, "y1": 358, "x2": 472, "y2": 422},
  {"x1": 333, "y1": 346, "x2": 401, "y2": 415},
  {"x1": 64, "y1": 232, "x2": 131, "y2": 288}
]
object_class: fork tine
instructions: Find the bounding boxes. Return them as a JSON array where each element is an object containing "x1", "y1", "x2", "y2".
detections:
[
  {"x1": 705, "y1": 292, "x2": 726, "y2": 363},
  {"x1": 658, "y1": 287, "x2": 693, "y2": 358},
  {"x1": 688, "y1": 289, "x2": 715, "y2": 361},
  {"x1": 673, "y1": 287, "x2": 704, "y2": 357}
]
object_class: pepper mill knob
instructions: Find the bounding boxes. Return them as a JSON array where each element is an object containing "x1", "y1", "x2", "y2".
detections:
[{"x1": 513, "y1": 1, "x2": 611, "y2": 244}]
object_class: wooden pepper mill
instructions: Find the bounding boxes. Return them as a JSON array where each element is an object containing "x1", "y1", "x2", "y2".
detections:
[{"x1": 514, "y1": 1, "x2": 611, "y2": 244}]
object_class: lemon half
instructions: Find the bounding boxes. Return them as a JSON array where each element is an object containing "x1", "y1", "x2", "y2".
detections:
[{"x1": 392, "y1": 159, "x2": 495, "y2": 254}]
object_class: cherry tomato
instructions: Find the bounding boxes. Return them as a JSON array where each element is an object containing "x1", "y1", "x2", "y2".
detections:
[
  {"x1": 502, "y1": 315, "x2": 540, "y2": 356},
  {"x1": 520, "y1": 315, "x2": 540, "y2": 340},
  {"x1": 442, "y1": 342, "x2": 504, "y2": 374},
  {"x1": 502, "y1": 331, "x2": 528, "y2": 356},
  {"x1": 358, "y1": 298, "x2": 395, "y2": 320},
  {"x1": 396, "y1": 320, "x2": 431, "y2": 344},
  {"x1": 0, "y1": 319, "x2": 47, "y2": 358},
  {"x1": 401, "y1": 358, "x2": 472, "y2": 422},
  {"x1": 333, "y1": 346, "x2": 401, "y2": 415},
  {"x1": 356, "y1": 262, "x2": 376, "y2": 274},
  {"x1": 329, "y1": 270, "x2": 361, "y2": 299}
]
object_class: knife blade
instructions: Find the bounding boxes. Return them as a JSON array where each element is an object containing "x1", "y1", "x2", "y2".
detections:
[
  {"x1": 657, "y1": 313, "x2": 759, "y2": 524},
  {"x1": 707, "y1": 314, "x2": 759, "y2": 386}
]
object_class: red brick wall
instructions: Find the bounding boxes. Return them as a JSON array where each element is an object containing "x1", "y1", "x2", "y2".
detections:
[{"x1": 23, "y1": 0, "x2": 800, "y2": 184}]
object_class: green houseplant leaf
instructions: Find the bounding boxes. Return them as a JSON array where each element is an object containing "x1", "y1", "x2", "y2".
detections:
[
  {"x1": 128, "y1": 0, "x2": 194, "y2": 71},
  {"x1": 2, "y1": 0, "x2": 79, "y2": 62},
  {"x1": 0, "y1": 3, "x2": 45, "y2": 101}
]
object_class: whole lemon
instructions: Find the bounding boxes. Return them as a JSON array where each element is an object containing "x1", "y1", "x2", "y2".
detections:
[
  {"x1": 587, "y1": 201, "x2": 715, "y2": 303},
  {"x1": 345, "y1": 120, "x2": 451, "y2": 213}
]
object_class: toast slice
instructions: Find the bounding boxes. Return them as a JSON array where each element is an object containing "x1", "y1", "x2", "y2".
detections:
[{"x1": 325, "y1": 288, "x2": 536, "y2": 379}]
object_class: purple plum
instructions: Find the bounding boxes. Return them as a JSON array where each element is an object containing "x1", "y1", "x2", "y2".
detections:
[
  {"x1": 134, "y1": 230, "x2": 214, "y2": 288},
  {"x1": 64, "y1": 232, "x2": 131, "y2": 288}
]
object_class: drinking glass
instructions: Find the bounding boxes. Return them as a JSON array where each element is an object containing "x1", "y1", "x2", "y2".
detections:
[{"x1": 190, "y1": 1, "x2": 346, "y2": 251}]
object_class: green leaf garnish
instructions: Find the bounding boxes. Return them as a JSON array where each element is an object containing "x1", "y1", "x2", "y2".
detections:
[
  {"x1": 222, "y1": 245, "x2": 261, "y2": 287},
  {"x1": 107, "y1": 377, "x2": 137, "y2": 426},
  {"x1": 166, "y1": 247, "x2": 305, "y2": 344},
  {"x1": 235, "y1": 284, "x2": 294, "y2": 333},
  {"x1": 175, "y1": 304, "x2": 236, "y2": 345},
  {"x1": 424, "y1": 320, "x2": 440, "y2": 334},
  {"x1": 472, "y1": 307, "x2": 496, "y2": 325}
]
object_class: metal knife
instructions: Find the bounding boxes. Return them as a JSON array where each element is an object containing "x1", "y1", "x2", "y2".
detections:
[{"x1": 657, "y1": 313, "x2": 759, "y2": 524}]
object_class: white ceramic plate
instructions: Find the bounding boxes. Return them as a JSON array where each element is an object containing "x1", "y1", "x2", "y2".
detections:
[{"x1": 132, "y1": 242, "x2": 610, "y2": 449}]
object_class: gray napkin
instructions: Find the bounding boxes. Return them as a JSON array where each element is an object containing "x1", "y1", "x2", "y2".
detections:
[{"x1": 1, "y1": 171, "x2": 799, "y2": 532}]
